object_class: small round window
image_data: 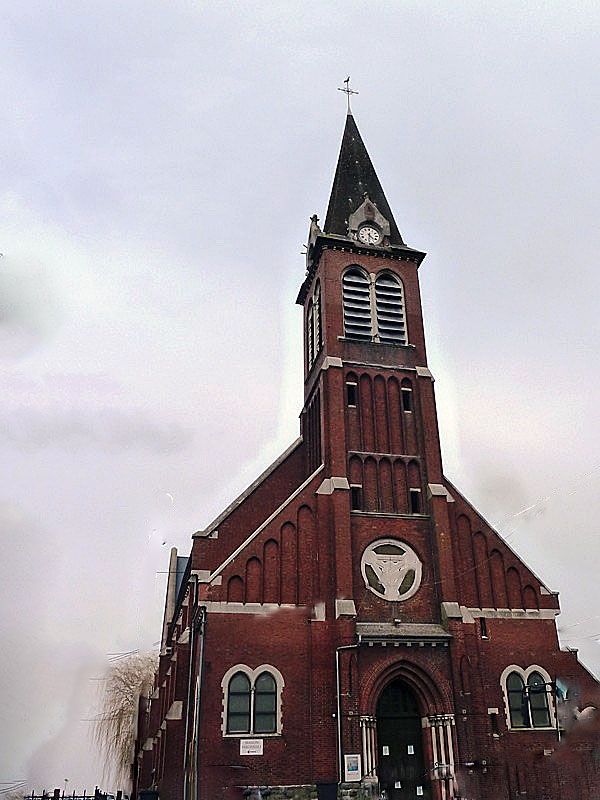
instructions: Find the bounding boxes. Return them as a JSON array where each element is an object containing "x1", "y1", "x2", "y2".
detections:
[{"x1": 361, "y1": 539, "x2": 422, "y2": 601}]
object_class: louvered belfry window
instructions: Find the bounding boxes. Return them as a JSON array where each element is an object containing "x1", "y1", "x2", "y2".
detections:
[
  {"x1": 343, "y1": 267, "x2": 407, "y2": 344},
  {"x1": 313, "y1": 281, "x2": 322, "y2": 352},
  {"x1": 375, "y1": 272, "x2": 406, "y2": 344},
  {"x1": 343, "y1": 268, "x2": 372, "y2": 340},
  {"x1": 306, "y1": 282, "x2": 323, "y2": 370},
  {"x1": 307, "y1": 300, "x2": 315, "y2": 367}
]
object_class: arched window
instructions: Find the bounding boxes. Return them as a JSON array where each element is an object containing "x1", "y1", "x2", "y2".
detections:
[
  {"x1": 227, "y1": 672, "x2": 251, "y2": 733},
  {"x1": 254, "y1": 671, "x2": 277, "y2": 733},
  {"x1": 306, "y1": 282, "x2": 322, "y2": 369},
  {"x1": 306, "y1": 300, "x2": 314, "y2": 367},
  {"x1": 501, "y1": 665, "x2": 554, "y2": 730},
  {"x1": 222, "y1": 665, "x2": 284, "y2": 736},
  {"x1": 375, "y1": 272, "x2": 406, "y2": 344},
  {"x1": 528, "y1": 671, "x2": 551, "y2": 728},
  {"x1": 313, "y1": 280, "x2": 322, "y2": 353},
  {"x1": 343, "y1": 268, "x2": 372, "y2": 340},
  {"x1": 342, "y1": 268, "x2": 408, "y2": 344},
  {"x1": 506, "y1": 671, "x2": 527, "y2": 728}
]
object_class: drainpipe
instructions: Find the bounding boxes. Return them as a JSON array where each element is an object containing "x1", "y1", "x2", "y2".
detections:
[
  {"x1": 335, "y1": 644, "x2": 359, "y2": 785},
  {"x1": 194, "y1": 606, "x2": 207, "y2": 800},
  {"x1": 183, "y1": 575, "x2": 198, "y2": 800}
]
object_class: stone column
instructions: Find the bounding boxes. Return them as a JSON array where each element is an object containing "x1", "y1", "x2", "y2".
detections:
[{"x1": 426, "y1": 714, "x2": 456, "y2": 800}]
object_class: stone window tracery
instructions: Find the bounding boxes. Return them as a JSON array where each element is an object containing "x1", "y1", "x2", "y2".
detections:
[
  {"x1": 360, "y1": 539, "x2": 422, "y2": 601},
  {"x1": 222, "y1": 665, "x2": 284, "y2": 736},
  {"x1": 501, "y1": 665, "x2": 554, "y2": 730}
]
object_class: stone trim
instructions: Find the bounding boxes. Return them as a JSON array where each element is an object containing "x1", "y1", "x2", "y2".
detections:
[
  {"x1": 500, "y1": 664, "x2": 556, "y2": 731},
  {"x1": 460, "y1": 606, "x2": 559, "y2": 622},
  {"x1": 335, "y1": 599, "x2": 357, "y2": 618},
  {"x1": 201, "y1": 601, "x2": 306, "y2": 615},
  {"x1": 206, "y1": 464, "x2": 325, "y2": 583},
  {"x1": 317, "y1": 476, "x2": 350, "y2": 494},
  {"x1": 221, "y1": 664, "x2": 285, "y2": 737},
  {"x1": 177, "y1": 627, "x2": 190, "y2": 645},
  {"x1": 415, "y1": 366, "x2": 434, "y2": 379},
  {"x1": 193, "y1": 437, "x2": 304, "y2": 538},
  {"x1": 194, "y1": 569, "x2": 222, "y2": 585},
  {"x1": 357, "y1": 621, "x2": 451, "y2": 644},
  {"x1": 428, "y1": 483, "x2": 454, "y2": 502},
  {"x1": 342, "y1": 359, "x2": 419, "y2": 372},
  {"x1": 166, "y1": 700, "x2": 183, "y2": 721}
]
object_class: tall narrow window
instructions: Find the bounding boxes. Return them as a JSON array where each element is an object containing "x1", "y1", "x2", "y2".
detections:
[
  {"x1": 254, "y1": 672, "x2": 277, "y2": 733},
  {"x1": 401, "y1": 386, "x2": 413, "y2": 412},
  {"x1": 489, "y1": 710, "x2": 499, "y2": 736},
  {"x1": 313, "y1": 281, "x2": 322, "y2": 354},
  {"x1": 306, "y1": 300, "x2": 314, "y2": 368},
  {"x1": 343, "y1": 268, "x2": 372, "y2": 340},
  {"x1": 409, "y1": 488, "x2": 421, "y2": 514},
  {"x1": 507, "y1": 671, "x2": 527, "y2": 728},
  {"x1": 307, "y1": 282, "x2": 322, "y2": 369},
  {"x1": 375, "y1": 272, "x2": 406, "y2": 344},
  {"x1": 346, "y1": 382, "x2": 358, "y2": 406},
  {"x1": 479, "y1": 617, "x2": 489, "y2": 639},
  {"x1": 227, "y1": 672, "x2": 251, "y2": 733},
  {"x1": 350, "y1": 485, "x2": 363, "y2": 511},
  {"x1": 528, "y1": 672, "x2": 551, "y2": 728}
]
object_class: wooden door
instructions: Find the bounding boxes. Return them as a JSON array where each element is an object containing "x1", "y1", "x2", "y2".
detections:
[{"x1": 376, "y1": 681, "x2": 431, "y2": 800}]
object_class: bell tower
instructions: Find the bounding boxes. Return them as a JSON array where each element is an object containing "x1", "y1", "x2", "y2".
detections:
[{"x1": 297, "y1": 110, "x2": 457, "y2": 607}]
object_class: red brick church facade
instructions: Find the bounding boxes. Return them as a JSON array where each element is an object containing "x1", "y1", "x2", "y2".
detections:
[{"x1": 133, "y1": 113, "x2": 600, "y2": 800}]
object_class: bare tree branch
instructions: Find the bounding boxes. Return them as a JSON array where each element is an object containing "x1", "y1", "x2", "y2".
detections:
[{"x1": 92, "y1": 652, "x2": 157, "y2": 790}]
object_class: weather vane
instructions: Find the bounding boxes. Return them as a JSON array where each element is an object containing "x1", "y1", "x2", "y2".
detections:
[{"x1": 337, "y1": 76, "x2": 358, "y2": 113}]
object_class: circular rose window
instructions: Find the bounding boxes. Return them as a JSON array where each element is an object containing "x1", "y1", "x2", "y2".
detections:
[{"x1": 361, "y1": 539, "x2": 422, "y2": 601}]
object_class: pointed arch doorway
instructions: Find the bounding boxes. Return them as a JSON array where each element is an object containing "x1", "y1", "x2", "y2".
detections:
[{"x1": 376, "y1": 680, "x2": 431, "y2": 800}]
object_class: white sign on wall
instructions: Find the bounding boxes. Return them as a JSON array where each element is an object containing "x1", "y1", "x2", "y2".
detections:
[
  {"x1": 240, "y1": 739, "x2": 264, "y2": 756},
  {"x1": 344, "y1": 754, "x2": 362, "y2": 782}
]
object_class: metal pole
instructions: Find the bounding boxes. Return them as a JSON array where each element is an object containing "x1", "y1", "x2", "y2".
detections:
[{"x1": 195, "y1": 606, "x2": 207, "y2": 800}]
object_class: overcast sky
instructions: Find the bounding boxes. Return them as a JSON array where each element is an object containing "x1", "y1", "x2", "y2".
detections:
[{"x1": 2, "y1": 0, "x2": 600, "y2": 790}]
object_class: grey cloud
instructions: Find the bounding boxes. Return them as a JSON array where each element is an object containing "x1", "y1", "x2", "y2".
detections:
[
  {"x1": 0, "y1": 406, "x2": 192, "y2": 453},
  {"x1": 0, "y1": 258, "x2": 62, "y2": 357}
]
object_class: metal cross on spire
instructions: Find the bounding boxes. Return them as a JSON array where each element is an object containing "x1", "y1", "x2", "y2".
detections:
[{"x1": 337, "y1": 76, "x2": 358, "y2": 114}]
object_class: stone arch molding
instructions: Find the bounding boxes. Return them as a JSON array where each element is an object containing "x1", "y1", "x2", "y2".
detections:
[
  {"x1": 361, "y1": 538, "x2": 422, "y2": 601},
  {"x1": 499, "y1": 664, "x2": 556, "y2": 730},
  {"x1": 367, "y1": 658, "x2": 448, "y2": 716},
  {"x1": 220, "y1": 664, "x2": 285, "y2": 736}
]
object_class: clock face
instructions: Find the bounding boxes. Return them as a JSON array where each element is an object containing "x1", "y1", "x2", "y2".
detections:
[{"x1": 358, "y1": 225, "x2": 381, "y2": 245}]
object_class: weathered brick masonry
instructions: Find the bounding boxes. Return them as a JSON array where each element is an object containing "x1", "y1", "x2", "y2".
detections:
[{"x1": 133, "y1": 112, "x2": 600, "y2": 800}]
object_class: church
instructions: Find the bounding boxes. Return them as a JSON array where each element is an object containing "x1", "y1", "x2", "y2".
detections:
[{"x1": 132, "y1": 108, "x2": 600, "y2": 800}]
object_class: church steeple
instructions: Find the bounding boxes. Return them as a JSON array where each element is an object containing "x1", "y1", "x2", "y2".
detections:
[{"x1": 324, "y1": 112, "x2": 404, "y2": 245}]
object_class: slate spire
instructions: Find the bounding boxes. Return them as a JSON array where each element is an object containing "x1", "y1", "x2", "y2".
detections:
[{"x1": 324, "y1": 112, "x2": 404, "y2": 245}]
